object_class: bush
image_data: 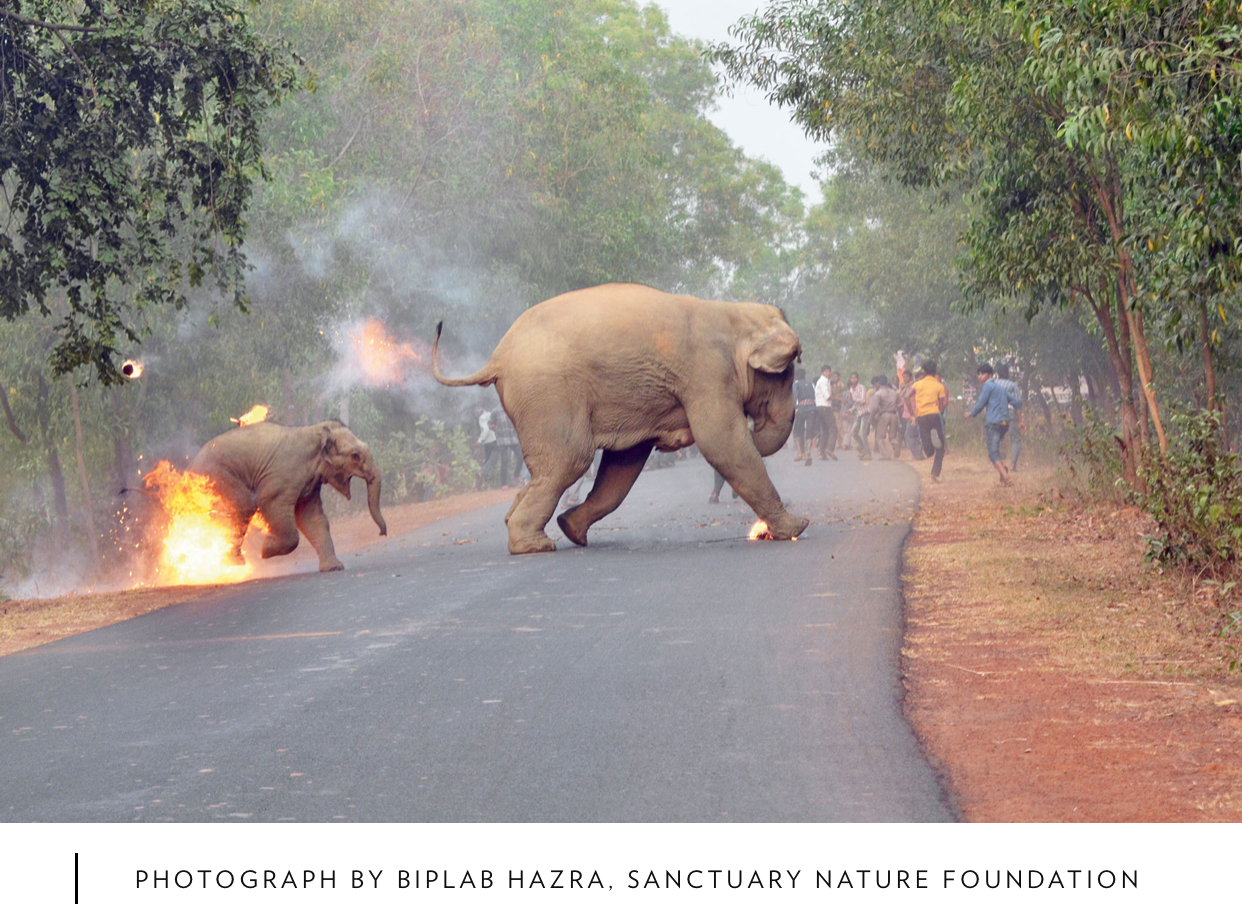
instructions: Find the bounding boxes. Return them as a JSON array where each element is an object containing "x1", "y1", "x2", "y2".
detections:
[
  {"x1": 366, "y1": 418, "x2": 479, "y2": 505},
  {"x1": 0, "y1": 489, "x2": 51, "y2": 590},
  {"x1": 1140, "y1": 409, "x2": 1242, "y2": 580},
  {"x1": 1061, "y1": 409, "x2": 1131, "y2": 504}
]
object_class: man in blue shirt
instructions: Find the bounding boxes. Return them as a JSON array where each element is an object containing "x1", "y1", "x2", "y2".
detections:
[
  {"x1": 995, "y1": 364, "x2": 1023, "y2": 471},
  {"x1": 966, "y1": 363, "x2": 1023, "y2": 485}
]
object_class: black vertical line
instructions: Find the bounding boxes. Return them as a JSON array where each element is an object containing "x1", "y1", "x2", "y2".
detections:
[{"x1": 74, "y1": 852, "x2": 78, "y2": 905}]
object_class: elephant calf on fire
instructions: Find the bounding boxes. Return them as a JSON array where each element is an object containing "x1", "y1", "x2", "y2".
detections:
[
  {"x1": 189, "y1": 420, "x2": 387, "y2": 572},
  {"x1": 432, "y1": 282, "x2": 808, "y2": 554}
]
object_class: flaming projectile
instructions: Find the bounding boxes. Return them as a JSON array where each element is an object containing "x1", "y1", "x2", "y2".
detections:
[{"x1": 232, "y1": 404, "x2": 270, "y2": 426}]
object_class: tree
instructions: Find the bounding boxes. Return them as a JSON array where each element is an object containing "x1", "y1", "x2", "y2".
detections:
[{"x1": 0, "y1": 0, "x2": 300, "y2": 384}]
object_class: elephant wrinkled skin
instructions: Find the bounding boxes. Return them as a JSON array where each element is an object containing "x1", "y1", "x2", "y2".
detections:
[
  {"x1": 433, "y1": 282, "x2": 808, "y2": 554},
  {"x1": 189, "y1": 420, "x2": 386, "y2": 572}
]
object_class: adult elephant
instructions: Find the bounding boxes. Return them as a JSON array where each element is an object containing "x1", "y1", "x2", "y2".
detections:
[
  {"x1": 432, "y1": 283, "x2": 807, "y2": 554},
  {"x1": 189, "y1": 420, "x2": 386, "y2": 571}
]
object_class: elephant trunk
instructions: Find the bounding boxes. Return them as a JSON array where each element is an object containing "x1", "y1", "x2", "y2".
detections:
[
  {"x1": 365, "y1": 462, "x2": 387, "y2": 536},
  {"x1": 749, "y1": 386, "x2": 796, "y2": 458}
]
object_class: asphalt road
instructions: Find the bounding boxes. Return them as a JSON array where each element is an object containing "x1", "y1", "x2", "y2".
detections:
[{"x1": 0, "y1": 451, "x2": 954, "y2": 822}]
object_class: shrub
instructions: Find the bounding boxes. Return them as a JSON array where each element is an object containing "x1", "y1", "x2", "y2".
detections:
[
  {"x1": 1061, "y1": 409, "x2": 1131, "y2": 504},
  {"x1": 1140, "y1": 409, "x2": 1242, "y2": 580}
]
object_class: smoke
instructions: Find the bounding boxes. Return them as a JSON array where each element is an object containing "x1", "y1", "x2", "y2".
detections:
[{"x1": 274, "y1": 191, "x2": 528, "y2": 422}]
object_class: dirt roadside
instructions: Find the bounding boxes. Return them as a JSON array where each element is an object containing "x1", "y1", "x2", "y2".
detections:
[{"x1": 903, "y1": 454, "x2": 1242, "y2": 821}]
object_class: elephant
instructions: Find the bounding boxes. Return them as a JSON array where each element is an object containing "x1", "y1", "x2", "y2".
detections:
[
  {"x1": 432, "y1": 282, "x2": 808, "y2": 554},
  {"x1": 188, "y1": 419, "x2": 386, "y2": 572}
]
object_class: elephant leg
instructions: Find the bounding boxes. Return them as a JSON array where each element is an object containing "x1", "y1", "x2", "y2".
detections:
[
  {"x1": 206, "y1": 474, "x2": 256, "y2": 565},
  {"x1": 295, "y1": 490, "x2": 344, "y2": 572},
  {"x1": 259, "y1": 500, "x2": 302, "y2": 560},
  {"x1": 504, "y1": 483, "x2": 528, "y2": 525},
  {"x1": 557, "y1": 441, "x2": 652, "y2": 546},
  {"x1": 687, "y1": 401, "x2": 809, "y2": 540},
  {"x1": 505, "y1": 448, "x2": 594, "y2": 555}
]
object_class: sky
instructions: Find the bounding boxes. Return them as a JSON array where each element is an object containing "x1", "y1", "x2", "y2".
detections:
[{"x1": 655, "y1": 0, "x2": 825, "y2": 206}]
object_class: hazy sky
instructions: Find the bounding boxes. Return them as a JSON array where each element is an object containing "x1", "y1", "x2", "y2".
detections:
[{"x1": 655, "y1": 0, "x2": 825, "y2": 205}]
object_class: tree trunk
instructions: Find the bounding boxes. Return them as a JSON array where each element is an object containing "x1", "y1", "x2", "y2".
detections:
[
  {"x1": 110, "y1": 390, "x2": 138, "y2": 494},
  {"x1": 1069, "y1": 374, "x2": 1085, "y2": 427},
  {"x1": 1084, "y1": 285, "x2": 1141, "y2": 490},
  {"x1": 35, "y1": 373, "x2": 69, "y2": 541},
  {"x1": 70, "y1": 384, "x2": 101, "y2": 568},
  {"x1": 0, "y1": 381, "x2": 29, "y2": 444},
  {"x1": 1200, "y1": 299, "x2": 1217, "y2": 414},
  {"x1": 1037, "y1": 376, "x2": 1054, "y2": 427}
]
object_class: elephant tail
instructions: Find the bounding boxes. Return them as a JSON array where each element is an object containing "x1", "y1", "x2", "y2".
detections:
[{"x1": 431, "y1": 321, "x2": 499, "y2": 388}]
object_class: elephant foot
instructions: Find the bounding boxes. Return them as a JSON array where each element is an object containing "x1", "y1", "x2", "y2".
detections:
[
  {"x1": 508, "y1": 531, "x2": 556, "y2": 555},
  {"x1": 555, "y1": 509, "x2": 589, "y2": 547},
  {"x1": 225, "y1": 548, "x2": 246, "y2": 567},
  {"x1": 318, "y1": 557, "x2": 345, "y2": 572},
  {"x1": 764, "y1": 513, "x2": 810, "y2": 540}
]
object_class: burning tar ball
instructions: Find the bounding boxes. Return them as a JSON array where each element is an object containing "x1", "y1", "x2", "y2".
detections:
[{"x1": 121, "y1": 359, "x2": 144, "y2": 379}]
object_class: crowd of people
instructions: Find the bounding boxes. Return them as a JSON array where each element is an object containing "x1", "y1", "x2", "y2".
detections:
[{"x1": 790, "y1": 355, "x2": 952, "y2": 481}]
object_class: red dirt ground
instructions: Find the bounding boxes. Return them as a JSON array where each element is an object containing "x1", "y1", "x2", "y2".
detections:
[{"x1": 902, "y1": 456, "x2": 1242, "y2": 821}]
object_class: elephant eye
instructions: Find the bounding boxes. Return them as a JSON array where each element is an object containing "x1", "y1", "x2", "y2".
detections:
[{"x1": 352, "y1": 452, "x2": 361, "y2": 461}]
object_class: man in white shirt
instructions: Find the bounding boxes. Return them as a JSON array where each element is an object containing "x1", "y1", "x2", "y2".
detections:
[
  {"x1": 813, "y1": 364, "x2": 839, "y2": 461},
  {"x1": 476, "y1": 405, "x2": 498, "y2": 489}
]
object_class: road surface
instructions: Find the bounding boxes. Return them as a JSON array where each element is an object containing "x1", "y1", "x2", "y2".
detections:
[{"x1": 0, "y1": 452, "x2": 953, "y2": 822}]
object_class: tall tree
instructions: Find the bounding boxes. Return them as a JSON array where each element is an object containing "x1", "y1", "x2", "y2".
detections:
[{"x1": 0, "y1": 0, "x2": 300, "y2": 384}]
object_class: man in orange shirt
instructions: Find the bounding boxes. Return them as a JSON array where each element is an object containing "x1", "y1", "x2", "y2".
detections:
[{"x1": 909, "y1": 359, "x2": 949, "y2": 482}]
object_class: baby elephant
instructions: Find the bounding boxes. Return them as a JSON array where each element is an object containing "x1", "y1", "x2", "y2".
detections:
[{"x1": 189, "y1": 420, "x2": 386, "y2": 572}]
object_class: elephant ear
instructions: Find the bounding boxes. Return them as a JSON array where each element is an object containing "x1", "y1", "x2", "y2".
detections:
[
  {"x1": 320, "y1": 428, "x2": 354, "y2": 499},
  {"x1": 745, "y1": 324, "x2": 801, "y2": 374}
]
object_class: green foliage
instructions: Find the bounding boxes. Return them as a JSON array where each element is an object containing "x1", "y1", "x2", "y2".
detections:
[
  {"x1": 366, "y1": 419, "x2": 477, "y2": 504},
  {"x1": 1140, "y1": 409, "x2": 1242, "y2": 578},
  {"x1": 1062, "y1": 410, "x2": 1132, "y2": 503},
  {"x1": 0, "y1": 0, "x2": 302, "y2": 384}
]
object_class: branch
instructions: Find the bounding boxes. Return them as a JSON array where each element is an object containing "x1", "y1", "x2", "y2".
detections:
[
  {"x1": 0, "y1": 8, "x2": 102, "y2": 33},
  {"x1": 0, "y1": 382, "x2": 29, "y2": 444},
  {"x1": 0, "y1": 8, "x2": 101, "y2": 107}
]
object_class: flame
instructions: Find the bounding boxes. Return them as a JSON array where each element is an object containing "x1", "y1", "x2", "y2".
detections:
[
  {"x1": 342, "y1": 318, "x2": 426, "y2": 387},
  {"x1": 142, "y1": 461, "x2": 257, "y2": 586},
  {"x1": 747, "y1": 520, "x2": 797, "y2": 542},
  {"x1": 232, "y1": 404, "x2": 269, "y2": 426},
  {"x1": 121, "y1": 359, "x2": 144, "y2": 379}
]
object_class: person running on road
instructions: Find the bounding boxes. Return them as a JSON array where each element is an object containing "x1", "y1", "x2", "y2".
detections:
[
  {"x1": 869, "y1": 376, "x2": 902, "y2": 459},
  {"x1": 911, "y1": 360, "x2": 949, "y2": 482},
  {"x1": 995, "y1": 363, "x2": 1023, "y2": 471},
  {"x1": 847, "y1": 372, "x2": 868, "y2": 458},
  {"x1": 792, "y1": 367, "x2": 818, "y2": 465},
  {"x1": 967, "y1": 363, "x2": 1023, "y2": 486}
]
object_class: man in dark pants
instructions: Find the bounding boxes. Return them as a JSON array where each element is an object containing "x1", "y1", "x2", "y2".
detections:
[
  {"x1": 492, "y1": 407, "x2": 523, "y2": 486},
  {"x1": 792, "y1": 367, "x2": 818, "y2": 465},
  {"x1": 910, "y1": 360, "x2": 949, "y2": 482},
  {"x1": 814, "y1": 364, "x2": 839, "y2": 461}
]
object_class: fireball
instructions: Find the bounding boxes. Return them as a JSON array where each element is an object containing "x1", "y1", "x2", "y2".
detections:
[
  {"x1": 232, "y1": 404, "x2": 269, "y2": 426},
  {"x1": 121, "y1": 359, "x2": 144, "y2": 379},
  {"x1": 142, "y1": 461, "x2": 256, "y2": 586},
  {"x1": 344, "y1": 318, "x2": 426, "y2": 387}
]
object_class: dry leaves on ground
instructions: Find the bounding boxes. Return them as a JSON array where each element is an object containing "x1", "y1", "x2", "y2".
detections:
[{"x1": 903, "y1": 455, "x2": 1242, "y2": 821}]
